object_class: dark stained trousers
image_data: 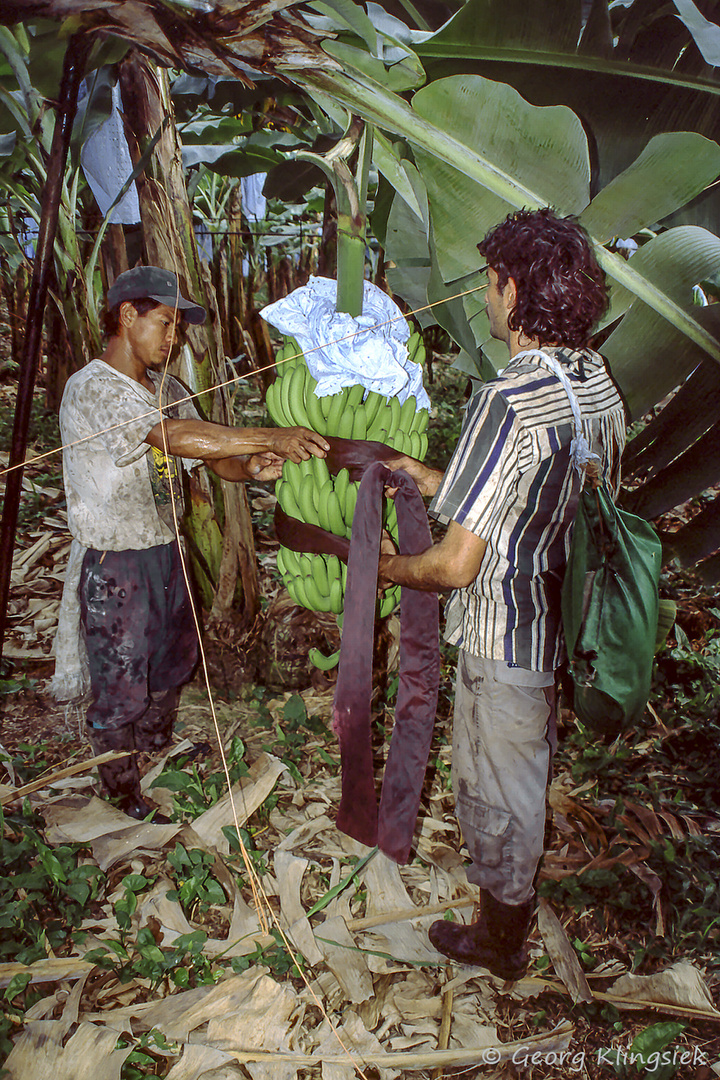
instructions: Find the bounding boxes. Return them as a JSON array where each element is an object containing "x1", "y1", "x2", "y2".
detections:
[{"x1": 79, "y1": 542, "x2": 198, "y2": 732}]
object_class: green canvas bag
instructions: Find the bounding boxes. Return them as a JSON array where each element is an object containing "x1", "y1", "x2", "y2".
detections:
[
  {"x1": 537, "y1": 352, "x2": 662, "y2": 738},
  {"x1": 561, "y1": 469, "x2": 661, "y2": 737}
]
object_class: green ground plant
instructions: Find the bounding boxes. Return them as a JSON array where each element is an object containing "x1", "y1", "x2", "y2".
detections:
[
  {"x1": 545, "y1": 613, "x2": 720, "y2": 971},
  {"x1": 0, "y1": 802, "x2": 106, "y2": 966},
  {"x1": 150, "y1": 735, "x2": 249, "y2": 818}
]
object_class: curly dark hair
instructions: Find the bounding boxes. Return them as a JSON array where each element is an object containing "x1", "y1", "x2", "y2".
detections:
[
  {"x1": 100, "y1": 296, "x2": 162, "y2": 339},
  {"x1": 477, "y1": 207, "x2": 608, "y2": 348}
]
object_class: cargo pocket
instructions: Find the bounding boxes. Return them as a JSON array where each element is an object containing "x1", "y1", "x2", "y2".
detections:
[{"x1": 456, "y1": 789, "x2": 512, "y2": 868}]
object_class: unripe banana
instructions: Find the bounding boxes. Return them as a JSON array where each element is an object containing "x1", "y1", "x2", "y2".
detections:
[
  {"x1": 279, "y1": 367, "x2": 294, "y2": 427},
  {"x1": 384, "y1": 497, "x2": 398, "y2": 534},
  {"x1": 284, "y1": 334, "x2": 302, "y2": 358},
  {"x1": 283, "y1": 460, "x2": 303, "y2": 502},
  {"x1": 287, "y1": 364, "x2": 311, "y2": 427},
  {"x1": 351, "y1": 408, "x2": 368, "y2": 440},
  {"x1": 326, "y1": 388, "x2": 349, "y2": 433},
  {"x1": 304, "y1": 572, "x2": 328, "y2": 612},
  {"x1": 346, "y1": 383, "x2": 364, "y2": 409},
  {"x1": 409, "y1": 430, "x2": 422, "y2": 458},
  {"x1": 315, "y1": 478, "x2": 334, "y2": 531},
  {"x1": 281, "y1": 545, "x2": 302, "y2": 576},
  {"x1": 334, "y1": 468, "x2": 350, "y2": 510},
  {"x1": 398, "y1": 431, "x2": 414, "y2": 454},
  {"x1": 344, "y1": 481, "x2": 358, "y2": 533},
  {"x1": 295, "y1": 455, "x2": 313, "y2": 482},
  {"x1": 298, "y1": 474, "x2": 320, "y2": 526},
  {"x1": 379, "y1": 585, "x2": 401, "y2": 619},
  {"x1": 304, "y1": 373, "x2": 327, "y2": 434},
  {"x1": 298, "y1": 552, "x2": 315, "y2": 579},
  {"x1": 293, "y1": 574, "x2": 311, "y2": 609},
  {"x1": 265, "y1": 380, "x2": 279, "y2": 424},
  {"x1": 411, "y1": 407, "x2": 429, "y2": 435},
  {"x1": 312, "y1": 553, "x2": 330, "y2": 596},
  {"x1": 310, "y1": 452, "x2": 332, "y2": 489},
  {"x1": 326, "y1": 553, "x2": 341, "y2": 583},
  {"x1": 407, "y1": 330, "x2": 424, "y2": 364},
  {"x1": 367, "y1": 399, "x2": 392, "y2": 441},
  {"x1": 309, "y1": 646, "x2": 340, "y2": 670},
  {"x1": 326, "y1": 489, "x2": 345, "y2": 536},
  {"x1": 267, "y1": 378, "x2": 291, "y2": 427},
  {"x1": 388, "y1": 394, "x2": 402, "y2": 435},
  {"x1": 336, "y1": 408, "x2": 355, "y2": 440},
  {"x1": 329, "y1": 577, "x2": 343, "y2": 615},
  {"x1": 285, "y1": 576, "x2": 302, "y2": 606},
  {"x1": 399, "y1": 394, "x2": 416, "y2": 432},
  {"x1": 277, "y1": 479, "x2": 302, "y2": 521},
  {"x1": 320, "y1": 391, "x2": 335, "y2": 422},
  {"x1": 363, "y1": 390, "x2": 384, "y2": 427}
]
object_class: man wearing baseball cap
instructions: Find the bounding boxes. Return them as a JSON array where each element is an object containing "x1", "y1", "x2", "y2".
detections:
[{"x1": 53, "y1": 267, "x2": 328, "y2": 819}]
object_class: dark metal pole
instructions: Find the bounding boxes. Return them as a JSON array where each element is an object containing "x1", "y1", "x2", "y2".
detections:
[{"x1": 0, "y1": 34, "x2": 91, "y2": 665}]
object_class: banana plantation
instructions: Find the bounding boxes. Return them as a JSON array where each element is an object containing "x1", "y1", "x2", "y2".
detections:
[{"x1": 0, "y1": 1, "x2": 719, "y2": 1078}]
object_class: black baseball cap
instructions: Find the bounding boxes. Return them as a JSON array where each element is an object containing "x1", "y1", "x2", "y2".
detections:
[{"x1": 106, "y1": 266, "x2": 206, "y2": 324}]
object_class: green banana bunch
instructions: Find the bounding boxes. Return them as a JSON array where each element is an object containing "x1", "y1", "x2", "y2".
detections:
[
  {"x1": 269, "y1": 333, "x2": 427, "y2": 633},
  {"x1": 407, "y1": 328, "x2": 427, "y2": 367}
]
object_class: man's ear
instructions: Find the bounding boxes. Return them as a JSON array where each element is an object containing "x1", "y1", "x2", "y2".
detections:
[
  {"x1": 119, "y1": 301, "x2": 137, "y2": 329},
  {"x1": 504, "y1": 276, "x2": 518, "y2": 309}
]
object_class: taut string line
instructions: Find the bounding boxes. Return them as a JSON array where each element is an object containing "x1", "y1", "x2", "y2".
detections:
[{"x1": 0, "y1": 279, "x2": 489, "y2": 480}]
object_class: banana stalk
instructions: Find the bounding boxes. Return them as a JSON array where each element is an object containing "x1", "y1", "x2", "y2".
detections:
[{"x1": 281, "y1": 122, "x2": 427, "y2": 666}]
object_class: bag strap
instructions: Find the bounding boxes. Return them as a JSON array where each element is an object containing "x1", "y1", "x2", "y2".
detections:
[{"x1": 513, "y1": 348, "x2": 601, "y2": 483}]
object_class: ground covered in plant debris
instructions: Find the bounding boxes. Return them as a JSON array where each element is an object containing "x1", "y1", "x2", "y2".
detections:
[{"x1": 2, "y1": 375, "x2": 720, "y2": 1079}]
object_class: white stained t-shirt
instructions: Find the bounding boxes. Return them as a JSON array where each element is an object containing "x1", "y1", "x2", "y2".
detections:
[{"x1": 59, "y1": 359, "x2": 202, "y2": 551}]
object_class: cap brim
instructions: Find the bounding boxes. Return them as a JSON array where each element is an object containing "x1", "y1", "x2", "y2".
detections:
[{"x1": 148, "y1": 293, "x2": 206, "y2": 324}]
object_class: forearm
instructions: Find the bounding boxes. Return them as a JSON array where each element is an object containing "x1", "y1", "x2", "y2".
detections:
[
  {"x1": 147, "y1": 419, "x2": 328, "y2": 464},
  {"x1": 148, "y1": 419, "x2": 278, "y2": 460},
  {"x1": 379, "y1": 520, "x2": 487, "y2": 592},
  {"x1": 379, "y1": 547, "x2": 457, "y2": 591}
]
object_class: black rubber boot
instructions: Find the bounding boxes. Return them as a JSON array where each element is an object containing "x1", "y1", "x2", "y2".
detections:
[
  {"x1": 134, "y1": 689, "x2": 178, "y2": 753},
  {"x1": 428, "y1": 889, "x2": 535, "y2": 980},
  {"x1": 88, "y1": 724, "x2": 167, "y2": 821}
]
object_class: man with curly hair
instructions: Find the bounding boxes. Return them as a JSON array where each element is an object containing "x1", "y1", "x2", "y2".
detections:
[{"x1": 381, "y1": 208, "x2": 627, "y2": 980}]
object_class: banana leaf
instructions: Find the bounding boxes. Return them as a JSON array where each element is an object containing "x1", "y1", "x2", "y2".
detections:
[
  {"x1": 663, "y1": 499, "x2": 720, "y2": 569},
  {"x1": 624, "y1": 423, "x2": 720, "y2": 521},
  {"x1": 623, "y1": 357, "x2": 720, "y2": 478}
]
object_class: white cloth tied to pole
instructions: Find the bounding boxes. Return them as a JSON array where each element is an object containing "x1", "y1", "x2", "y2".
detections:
[
  {"x1": 241, "y1": 173, "x2": 267, "y2": 223},
  {"x1": 50, "y1": 539, "x2": 90, "y2": 704},
  {"x1": 80, "y1": 81, "x2": 141, "y2": 226},
  {"x1": 261, "y1": 276, "x2": 431, "y2": 409}
]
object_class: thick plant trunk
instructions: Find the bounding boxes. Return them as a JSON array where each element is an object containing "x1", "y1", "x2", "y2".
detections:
[
  {"x1": 117, "y1": 50, "x2": 259, "y2": 626},
  {"x1": 0, "y1": 33, "x2": 90, "y2": 662}
]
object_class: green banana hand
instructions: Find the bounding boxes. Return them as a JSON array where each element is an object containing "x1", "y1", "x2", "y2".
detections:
[{"x1": 309, "y1": 647, "x2": 340, "y2": 671}]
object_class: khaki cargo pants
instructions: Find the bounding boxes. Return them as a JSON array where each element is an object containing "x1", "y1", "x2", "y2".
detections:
[{"x1": 452, "y1": 651, "x2": 557, "y2": 905}]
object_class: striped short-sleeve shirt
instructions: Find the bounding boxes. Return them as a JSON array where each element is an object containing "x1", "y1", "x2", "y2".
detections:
[{"x1": 430, "y1": 346, "x2": 627, "y2": 671}]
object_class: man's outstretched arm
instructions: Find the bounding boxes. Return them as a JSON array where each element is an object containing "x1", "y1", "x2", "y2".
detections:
[{"x1": 145, "y1": 418, "x2": 329, "y2": 471}]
